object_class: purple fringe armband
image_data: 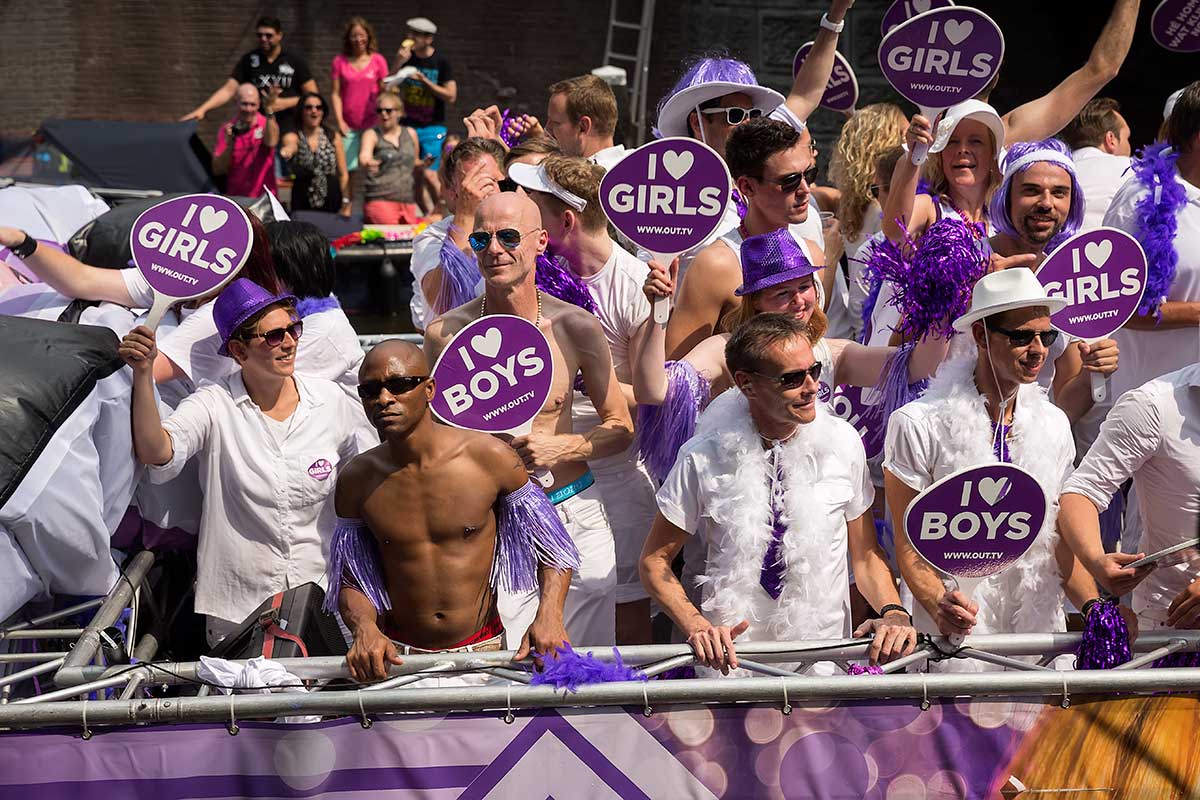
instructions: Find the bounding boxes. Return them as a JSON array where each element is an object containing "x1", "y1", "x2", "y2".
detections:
[
  {"x1": 434, "y1": 234, "x2": 480, "y2": 315},
  {"x1": 494, "y1": 481, "x2": 581, "y2": 593},
  {"x1": 862, "y1": 340, "x2": 928, "y2": 429},
  {"x1": 637, "y1": 360, "x2": 710, "y2": 484},
  {"x1": 529, "y1": 644, "x2": 647, "y2": 692},
  {"x1": 1075, "y1": 599, "x2": 1132, "y2": 669},
  {"x1": 324, "y1": 517, "x2": 393, "y2": 616},
  {"x1": 1131, "y1": 142, "x2": 1187, "y2": 320}
]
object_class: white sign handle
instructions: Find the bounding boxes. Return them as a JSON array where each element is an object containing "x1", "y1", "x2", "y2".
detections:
[
  {"x1": 648, "y1": 251, "x2": 678, "y2": 326},
  {"x1": 911, "y1": 105, "x2": 938, "y2": 166},
  {"x1": 1090, "y1": 371, "x2": 1108, "y2": 404},
  {"x1": 511, "y1": 418, "x2": 555, "y2": 487},
  {"x1": 943, "y1": 574, "x2": 983, "y2": 647},
  {"x1": 144, "y1": 294, "x2": 174, "y2": 332}
]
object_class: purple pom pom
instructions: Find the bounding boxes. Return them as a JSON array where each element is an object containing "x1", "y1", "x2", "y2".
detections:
[
  {"x1": 1131, "y1": 142, "x2": 1188, "y2": 320},
  {"x1": 1075, "y1": 599, "x2": 1132, "y2": 669},
  {"x1": 434, "y1": 233, "x2": 481, "y2": 315},
  {"x1": 529, "y1": 644, "x2": 647, "y2": 692},
  {"x1": 1154, "y1": 651, "x2": 1200, "y2": 668},
  {"x1": 847, "y1": 664, "x2": 883, "y2": 676}
]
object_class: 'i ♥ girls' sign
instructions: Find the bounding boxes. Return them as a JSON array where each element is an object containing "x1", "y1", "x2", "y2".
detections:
[
  {"x1": 130, "y1": 194, "x2": 253, "y2": 328},
  {"x1": 1037, "y1": 228, "x2": 1147, "y2": 341},
  {"x1": 430, "y1": 315, "x2": 554, "y2": 435}
]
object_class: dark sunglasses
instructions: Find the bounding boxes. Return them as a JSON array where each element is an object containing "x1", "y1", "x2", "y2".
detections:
[
  {"x1": 304, "y1": 104, "x2": 325, "y2": 111},
  {"x1": 985, "y1": 323, "x2": 1059, "y2": 348},
  {"x1": 497, "y1": 177, "x2": 519, "y2": 192},
  {"x1": 468, "y1": 227, "x2": 539, "y2": 252},
  {"x1": 376, "y1": 106, "x2": 398, "y2": 114},
  {"x1": 240, "y1": 320, "x2": 303, "y2": 347},
  {"x1": 751, "y1": 362, "x2": 823, "y2": 390},
  {"x1": 256, "y1": 31, "x2": 277, "y2": 39},
  {"x1": 869, "y1": 183, "x2": 889, "y2": 199},
  {"x1": 701, "y1": 106, "x2": 764, "y2": 126},
  {"x1": 357, "y1": 375, "x2": 429, "y2": 399},
  {"x1": 756, "y1": 165, "x2": 819, "y2": 193}
]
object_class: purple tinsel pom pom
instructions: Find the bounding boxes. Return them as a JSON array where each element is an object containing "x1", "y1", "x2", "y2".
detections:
[
  {"x1": 535, "y1": 251, "x2": 598, "y2": 315},
  {"x1": 864, "y1": 217, "x2": 986, "y2": 342},
  {"x1": 1153, "y1": 651, "x2": 1200, "y2": 668},
  {"x1": 847, "y1": 664, "x2": 884, "y2": 676},
  {"x1": 434, "y1": 232, "x2": 480, "y2": 315},
  {"x1": 296, "y1": 294, "x2": 341, "y2": 318},
  {"x1": 1131, "y1": 142, "x2": 1187, "y2": 320},
  {"x1": 862, "y1": 340, "x2": 928, "y2": 430},
  {"x1": 637, "y1": 360, "x2": 710, "y2": 483},
  {"x1": 529, "y1": 644, "x2": 647, "y2": 692},
  {"x1": 1075, "y1": 599, "x2": 1133, "y2": 669}
]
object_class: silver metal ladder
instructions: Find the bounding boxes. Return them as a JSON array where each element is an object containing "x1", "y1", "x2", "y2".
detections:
[{"x1": 601, "y1": 0, "x2": 657, "y2": 145}]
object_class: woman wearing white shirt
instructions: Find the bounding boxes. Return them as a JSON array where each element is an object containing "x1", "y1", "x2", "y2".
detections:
[{"x1": 119, "y1": 278, "x2": 371, "y2": 644}]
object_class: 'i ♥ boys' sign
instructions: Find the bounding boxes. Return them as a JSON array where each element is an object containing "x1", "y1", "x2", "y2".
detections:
[
  {"x1": 792, "y1": 42, "x2": 859, "y2": 113},
  {"x1": 1037, "y1": 227, "x2": 1147, "y2": 341},
  {"x1": 430, "y1": 315, "x2": 554, "y2": 435},
  {"x1": 130, "y1": 194, "x2": 253, "y2": 328}
]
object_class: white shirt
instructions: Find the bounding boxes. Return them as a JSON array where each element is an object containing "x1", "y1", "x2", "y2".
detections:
[
  {"x1": 409, "y1": 216, "x2": 484, "y2": 332},
  {"x1": 122, "y1": 266, "x2": 154, "y2": 308},
  {"x1": 589, "y1": 144, "x2": 628, "y2": 171},
  {"x1": 1102, "y1": 168, "x2": 1200, "y2": 399},
  {"x1": 1061, "y1": 363, "x2": 1200, "y2": 626},
  {"x1": 1071, "y1": 147, "x2": 1132, "y2": 231},
  {"x1": 148, "y1": 372, "x2": 372, "y2": 623}
]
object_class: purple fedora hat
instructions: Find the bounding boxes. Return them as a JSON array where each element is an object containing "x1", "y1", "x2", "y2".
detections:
[
  {"x1": 735, "y1": 228, "x2": 821, "y2": 296},
  {"x1": 214, "y1": 278, "x2": 297, "y2": 356}
]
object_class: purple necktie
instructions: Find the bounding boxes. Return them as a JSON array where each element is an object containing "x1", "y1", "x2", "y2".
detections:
[{"x1": 759, "y1": 451, "x2": 787, "y2": 600}]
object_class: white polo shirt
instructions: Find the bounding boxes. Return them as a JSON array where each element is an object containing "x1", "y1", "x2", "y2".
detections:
[
  {"x1": 148, "y1": 372, "x2": 373, "y2": 624},
  {"x1": 1061, "y1": 363, "x2": 1200, "y2": 626},
  {"x1": 1071, "y1": 147, "x2": 1131, "y2": 231}
]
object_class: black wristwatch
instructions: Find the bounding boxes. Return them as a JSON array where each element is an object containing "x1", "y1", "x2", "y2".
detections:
[
  {"x1": 11, "y1": 232, "x2": 37, "y2": 259},
  {"x1": 879, "y1": 604, "x2": 912, "y2": 622}
]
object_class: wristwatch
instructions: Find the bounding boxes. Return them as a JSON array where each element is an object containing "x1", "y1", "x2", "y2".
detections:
[
  {"x1": 11, "y1": 232, "x2": 37, "y2": 259},
  {"x1": 820, "y1": 13, "x2": 845, "y2": 33}
]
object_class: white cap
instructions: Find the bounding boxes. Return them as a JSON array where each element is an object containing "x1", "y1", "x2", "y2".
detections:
[
  {"x1": 953, "y1": 269, "x2": 1068, "y2": 333},
  {"x1": 1164, "y1": 87, "x2": 1185, "y2": 121},
  {"x1": 406, "y1": 17, "x2": 437, "y2": 34},
  {"x1": 508, "y1": 162, "x2": 588, "y2": 212},
  {"x1": 656, "y1": 81, "x2": 785, "y2": 139},
  {"x1": 929, "y1": 100, "x2": 1005, "y2": 160}
]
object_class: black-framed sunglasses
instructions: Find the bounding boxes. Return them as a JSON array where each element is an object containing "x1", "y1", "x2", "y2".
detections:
[
  {"x1": 303, "y1": 103, "x2": 325, "y2": 112},
  {"x1": 357, "y1": 375, "x2": 430, "y2": 400},
  {"x1": 497, "y1": 177, "x2": 519, "y2": 193},
  {"x1": 468, "y1": 227, "x2": 540, "y2": 252},
  {"x1": 240, "y1": 320, "x2": 303, "y2": 347},
  {"x1": 985, "y1": 323, "x2": 1060, "y2": 348},
  {"x1": 755, "y1": 165, "x2": 819, "y2": 193},
  {"x1": 375, "y1": 106, "x2": 398, "y2": 114},
  {"x1": 700, "y1": 106, "x2": 764, "y2": 126},
  {"x1": 750, "y1": 362, "x2": 823, "y2": 390},
  {"x1": 869, "y1": 183, "x2": 889, "y2": 199}
]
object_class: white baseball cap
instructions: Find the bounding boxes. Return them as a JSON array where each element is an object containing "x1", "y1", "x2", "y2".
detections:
[
  {"x1": 508, "y1": 162, "x2": 588, "y2": 211},
  {"x1": 406, "y1": 17, "x2": 437, "y2": 35},
  {"x1": 953, "y1": 269, "x2": 1067, "y2": 333},
  {"x1": 929, "y1": 100, "x2": 1005, "y2": 160},
  {"x1": 656, "y1": 81, "x2": 785, "y2": 139}
]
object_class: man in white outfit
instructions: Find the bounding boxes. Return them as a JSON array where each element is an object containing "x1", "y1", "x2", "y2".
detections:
[{"x1": 1061, "y1": 98, "x2": 1132, "y2": 231}]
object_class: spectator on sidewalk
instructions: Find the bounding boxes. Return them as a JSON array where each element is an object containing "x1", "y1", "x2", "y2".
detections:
[
  {"x1": 213, "y1": 84, "x2": 280, "y2": 197},
  {"x1": 360, "y1": 91, "x2": 422, "y2": 224},
  {"x1": 331, "y1": 17, "x2": 390, "y2": 173},
  {"x1": 394, "y1": 17, "x2": 456, "y2": 208},
  {"x1": 280, "y1": 93, "x2": 351, "y2": 216}
]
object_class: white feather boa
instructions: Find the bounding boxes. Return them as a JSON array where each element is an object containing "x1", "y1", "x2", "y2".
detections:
[
  {"x1": 911, "y1": 354, "x2": 1074, "y2": 636},
  {"x1": 692, "y1": 391, "x2": 854, "y2": 644}
]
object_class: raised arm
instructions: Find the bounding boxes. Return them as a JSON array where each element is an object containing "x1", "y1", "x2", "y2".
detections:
[
  {"x1": 881, "y1": 116, "x2": 937, "y2": 242},
  {"x1": 664, "y1": 242, "x2": 741, "y2": 359},
  {"x1": 117, "y1": 326, "x2": 174, "y2": 466},
  {"x1": 0, "y1": 227, "x2": 135, "y2": 305},
  {"x1": 781, "y1": 0, "x2": 855, "y2": 124},
  {"x1": 1001, "y1": 0, "x2": 1140, "y2": 143},
  {"x1": 180, "y1": 78, "x2": 238, "y2": 122}
]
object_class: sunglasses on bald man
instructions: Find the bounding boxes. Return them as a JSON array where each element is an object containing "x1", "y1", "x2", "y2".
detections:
[
  {"x1": 468, "y1": 228, "x2": 540, "y2": 252},
  {"x1": 357, "y1": 375, "x2": 430, "y2": 400}
]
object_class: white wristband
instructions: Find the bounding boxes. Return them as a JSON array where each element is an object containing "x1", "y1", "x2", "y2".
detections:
[{"x1": 820, "y1": 13, "x2": 845, "y2": 34}]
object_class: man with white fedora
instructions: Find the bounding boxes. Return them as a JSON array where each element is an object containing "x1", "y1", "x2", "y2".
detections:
[{"x1": 883, "y1": 270, "x2": 1105, "y2": 669}]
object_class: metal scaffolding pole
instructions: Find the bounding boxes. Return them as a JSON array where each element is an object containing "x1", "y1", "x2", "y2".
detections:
[{"x1": 57, "y1": 551, "x2": 155, "y2": 675}]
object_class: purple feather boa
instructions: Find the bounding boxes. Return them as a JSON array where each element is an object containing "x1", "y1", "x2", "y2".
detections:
[
  {"x1": 434, "y1": 232, "x2": 481, "y2": 315},
  {"x1": 493, "y1": 481, "x2": 581, "y2": 594},
  {"x1": 535, "y1": 251, "x2": 598, "y2": 315},
  {"x1": 1131, "y1": 142, "x2": 1188, "y2": 320},
  {"x1": 1074, "y1": 599, "x2": 1132, "y2": 669},
  {"x1": 863, "y1": 217, "x2": 987, "y2": 342},
  {"x1": 324, "y1": 519, "x2": 393, "y2": 615},
  {"x1": 296, "y1": 294, "x2": 341, "y2": 318},
  {"x1": 529, "y1": 644, "x2": 647, "y2": 692},
  {"x1": 637, "y1": 360, "x2": 710, "y2": 484}
]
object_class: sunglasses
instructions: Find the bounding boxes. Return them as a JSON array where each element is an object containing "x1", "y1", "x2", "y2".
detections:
[
  {"x1": 376, "y1": 106, "x2": 398, "y2": 114},
  {"x1": 256, "y1": 32, "x2": 277, "y2": 39},
  {"x1": 240, "y1": 320, "x2": 303, "y2": 347},
  {"x1": 985, "y1": 323, "x2": 1060, "y2": 348},
  {"x1": 869, "y1": 183, "x2": 889, "y2": 199},
  {"x1": 701, "y1": 106, "x2": 764, "y2": 126},
  {"x1": 497, "y1": 177, "x2": 519, "y2": 192},
  {"x1": 468, "y1": 227, "x2": 540, "y2": 252},
  {"x1": 304, "y1": 104, "x2": 325, "y2": 111},
  {"x1": 357, "y1": 375, "x2": 429, "y2": 399},
  {"x1": 751, "y1": 362, "x2": 823, "y2": 390},
  {"x1": 755, "y1": 165, "x2": 819, "y2": 193}
]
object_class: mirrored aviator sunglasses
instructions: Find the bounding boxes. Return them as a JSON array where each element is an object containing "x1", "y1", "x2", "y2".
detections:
[
  {"x1": 468, "y1": 228, "x2": 527, "y2": 252},
  {"x1": 357, "y1": 375, "x2": 429, "y2": 400}
]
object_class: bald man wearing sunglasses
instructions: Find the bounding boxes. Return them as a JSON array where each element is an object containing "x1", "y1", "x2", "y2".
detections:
[{"x1": 424, "y1": 191, "x2": 634, "y2": 648}]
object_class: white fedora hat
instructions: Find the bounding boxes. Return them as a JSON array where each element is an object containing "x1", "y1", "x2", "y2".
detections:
[
  {"x1": 952, "y1": 268, "x2": 1068, "y2": 333},
  {"x1": 929, "y1": 99, "x2": 1005, "y2": 159},
  {"x1": 656, "y1": 81, "x2": 785, "y2": 139}
]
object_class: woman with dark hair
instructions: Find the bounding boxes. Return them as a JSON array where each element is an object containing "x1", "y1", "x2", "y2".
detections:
[
  {"x1": 331, "y1": 17, "x2": 389, "y2": 173},
  {"x1": 280, "y1": 93, "x2": 351, "y2": 216},
  {"x1": 265, "y1": 220, "x2": 363, "y2": 392}
]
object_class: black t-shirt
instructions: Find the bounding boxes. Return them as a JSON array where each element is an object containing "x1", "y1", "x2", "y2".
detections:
[
  {"x1": 399, "y1": 53, "x2": 454, "y2": 127},
  {"x1": 232, "y1": 48, "x2": 314, "y2": 97}
]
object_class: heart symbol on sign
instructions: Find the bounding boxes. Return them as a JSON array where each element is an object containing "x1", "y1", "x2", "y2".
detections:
[
  {"x1": 944, "y1": 20, "x2": 974, "y2": 46},
  {"x1": 198, "y1": 206, "x2": 228, "y2": 234},
  {"x1": 1084, "y1": 240, "x2": 1113, "y2": 269},
  {"x1": 913, "y1": 0, "x2": 932, "y2": 12},
  {"x1": 662, "y1": 150, "x2": 694, "y2": 181},
  {"x1": 470, "y1": 327, "x2": 503, "y2": 359},
  {"x1": 977, "y1": 477, "x2": 1010, "y2": 507}
]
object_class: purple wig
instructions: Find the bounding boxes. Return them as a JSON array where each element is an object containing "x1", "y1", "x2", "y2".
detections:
[
  {"x1": 653, "y1": 55, "x2": 759, "y2": 138},
  {"x1": 988, "y1": 139, "x2": 1085, "y2": 252}
]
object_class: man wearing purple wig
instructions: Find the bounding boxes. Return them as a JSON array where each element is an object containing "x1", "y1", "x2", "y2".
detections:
[{"x1": 986, "y1": 139, "x2": 1120, "y2": 424}]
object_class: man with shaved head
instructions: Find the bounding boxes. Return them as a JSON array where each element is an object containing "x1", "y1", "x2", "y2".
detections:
[
  {"x1": 329, "y1": 340, "x2": 578, "y2": 682},
  {"x1": 425, "y1": 192, "x2": 634, "y2": 647}
]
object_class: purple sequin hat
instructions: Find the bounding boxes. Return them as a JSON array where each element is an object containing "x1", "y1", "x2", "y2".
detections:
[
  {"x1": 735, "y1": 229, "x2": 821, "y2": 296},
  {"x1": 214, "y1": 277, "x2": 297, "y2": 356}
]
